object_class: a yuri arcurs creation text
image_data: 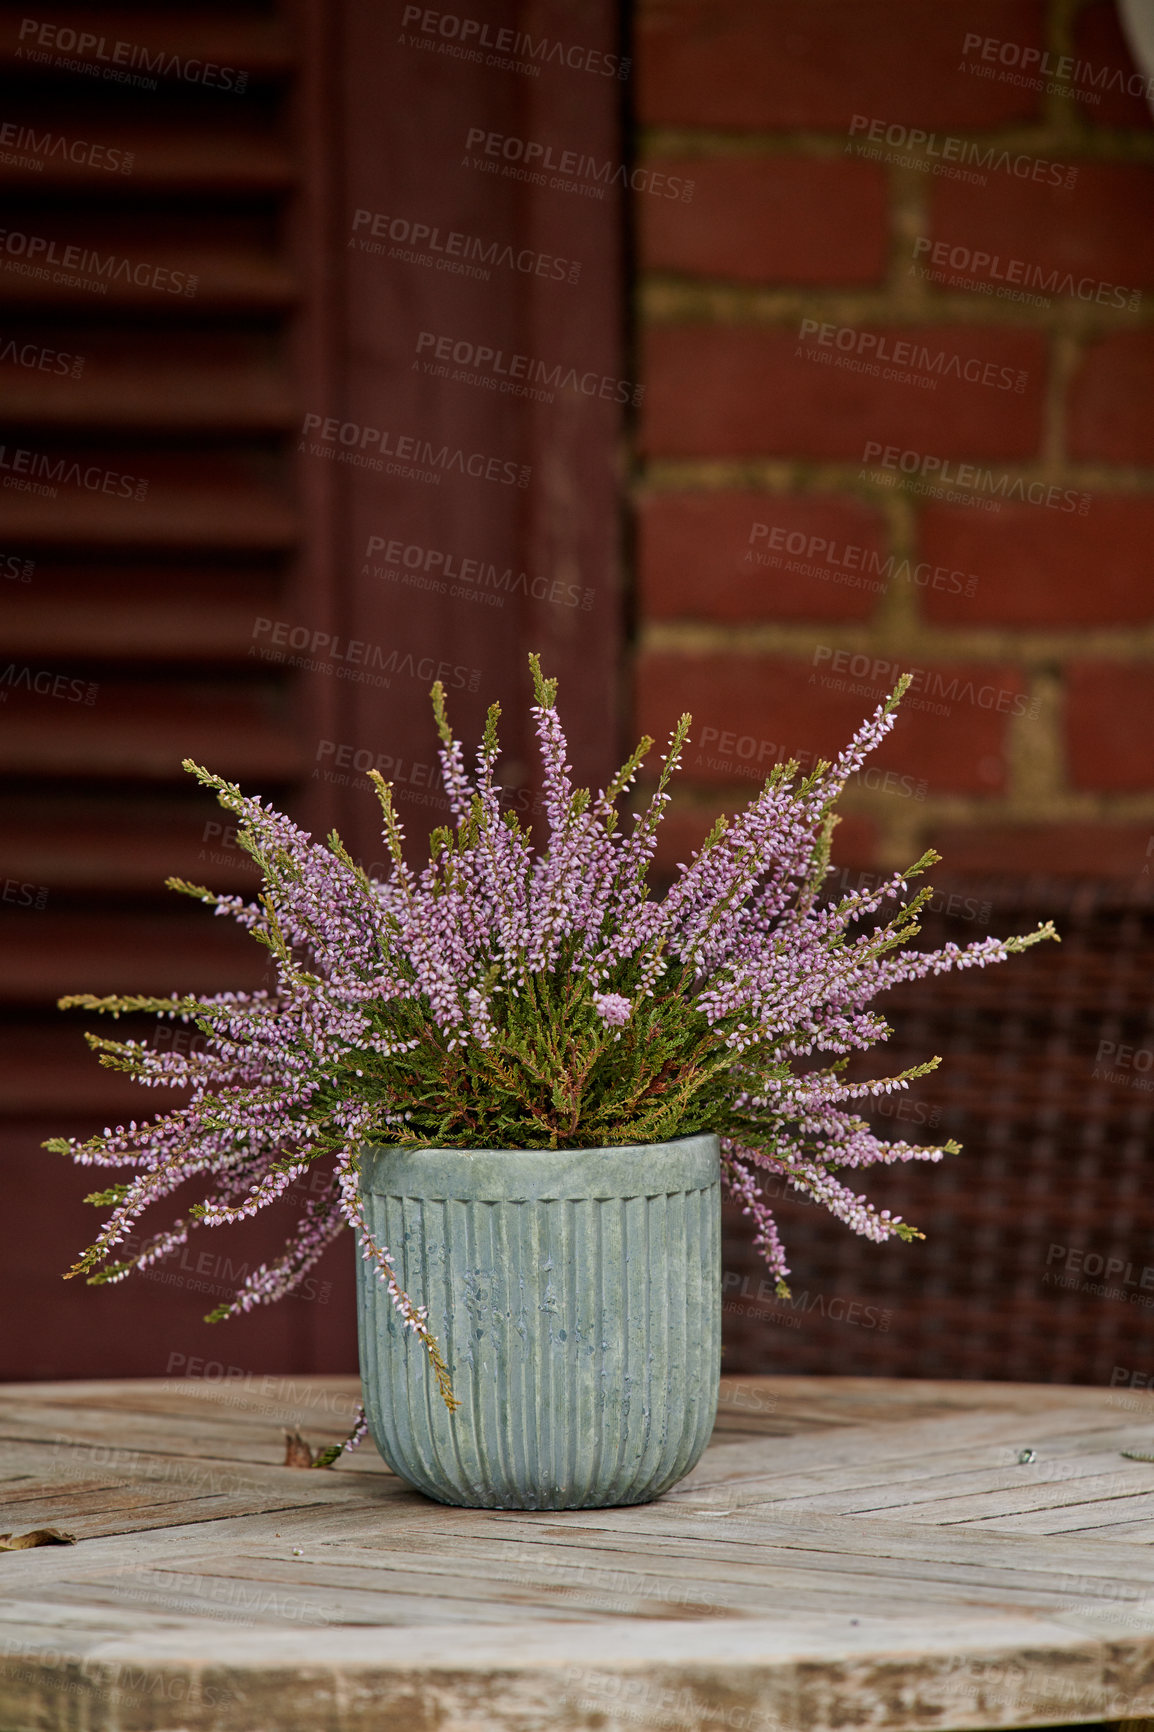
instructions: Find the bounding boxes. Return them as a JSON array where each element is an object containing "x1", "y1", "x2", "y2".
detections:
[{"x1": 50, "y1": 660, "x2": 1055, "y2": 1419}]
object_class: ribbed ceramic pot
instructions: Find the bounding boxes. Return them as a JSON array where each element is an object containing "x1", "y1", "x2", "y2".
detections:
[{"x1": 355, "y1": 1133, "x2": 721, "y2": 1510}]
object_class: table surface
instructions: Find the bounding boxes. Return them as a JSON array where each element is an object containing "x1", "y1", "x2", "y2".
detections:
[{"x1": 5, "y1": 1376, "x2": 1154, "y2": 1732}]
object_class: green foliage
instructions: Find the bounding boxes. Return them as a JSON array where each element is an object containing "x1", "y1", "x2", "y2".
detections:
[{"x1": 345, "y1": 957, "x2": 752, "y2": 1152}]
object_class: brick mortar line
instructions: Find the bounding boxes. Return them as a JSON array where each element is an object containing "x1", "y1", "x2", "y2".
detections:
[
  {"x1": 639, "y1": 134, "x2": 1154, "y2": 165},
  {"x1": 1052, "y1": 0, "x2": 1089, "y2": 133},
  {"x1": 887, "y1": 158, "x2": 932, "y2": 315},
  {"x1": 658, "y1": 790, "x2": 1154, "y2": 851},
  {"x1": 660, "y1": 785, "x2": 1154, "y2": 819},
  {"x1": 1009, "y1": 671, "x2": 1065, "y2": 802},
  {"x1": 848, "y1": 792, "x2": 1154, "y2": 822},
  {"x1": 637, "y1": 283, "x2": 1153, "y2": 330},
  {"x1": 871, "y1": 482, "x2": 919, "y2": 639},
  {"x1": 639, "y1": 625, "x2": 1154, "y2": 660},
  {"x1": 1046, "y1": 330, "x2": 1083, "y2": 465},
  {"x1": 636, "y1": 462, "x2": 1154, "y2": 493}
]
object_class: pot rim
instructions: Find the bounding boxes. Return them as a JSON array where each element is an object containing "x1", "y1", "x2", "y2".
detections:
[
  {"x1": 361, "y1": 1129, "x2": 719, "y2": 1157},
  {"x1": 358, "y1": 1131, "x2": 720, "y2": 1203}
]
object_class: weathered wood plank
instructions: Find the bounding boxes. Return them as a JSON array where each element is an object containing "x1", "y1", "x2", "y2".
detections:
[
  {"x1": 759, "y1": 1456, "x2": 1154, "y2": 1521},
  {"x1": 7, "y1": 1378, "x2": 1154, "y2": 1731},
  {"x1": 957, "y1": 1491, "x2": 1154, "y2": 1534},
  {"x1": 5, "y1": 1604, "x2": 1154, "y2": 1732},
  {"x1": 673, "y1": 1401, "x2": 1138, "y2": 1497}
]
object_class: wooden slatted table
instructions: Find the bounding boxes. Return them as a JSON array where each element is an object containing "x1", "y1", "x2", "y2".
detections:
[{"x1": 5, "y1": 1375, "x2": 1154, "y2": 1731}]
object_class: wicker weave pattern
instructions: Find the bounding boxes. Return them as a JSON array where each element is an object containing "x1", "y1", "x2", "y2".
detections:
[{"x1": 721, "y1": 876, "x2": 1154, "y2": 1387}]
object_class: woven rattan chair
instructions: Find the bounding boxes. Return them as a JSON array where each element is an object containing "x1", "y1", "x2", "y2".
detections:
[{"x1": 721, "y1": 874, "x2": 1154, "y2": 1388}]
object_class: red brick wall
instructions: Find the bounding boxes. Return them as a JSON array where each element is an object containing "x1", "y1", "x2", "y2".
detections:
[{"x1": 632, "y1": 0, "x2": 1154, "y2": 881}]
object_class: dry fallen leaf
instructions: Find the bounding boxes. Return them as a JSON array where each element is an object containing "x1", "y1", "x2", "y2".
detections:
[
  {"x1": 0, "y1": 1528, "x2": 78, "y2": 1551},
  {"x1": 282, "y1": 1427, "x2": 342, "y2": 1469},
  {"x1": 283, "y1": 1428, "x2": 316, "y2": 1469}
]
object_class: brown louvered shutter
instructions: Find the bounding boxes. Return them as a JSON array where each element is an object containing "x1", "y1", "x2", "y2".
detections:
[
  {"x1": 0, "y1": 2, "x2": 626, "y2": 1379},
  {"x1": 0, "y1": 2, "x2": 344, "y2": 1377}
]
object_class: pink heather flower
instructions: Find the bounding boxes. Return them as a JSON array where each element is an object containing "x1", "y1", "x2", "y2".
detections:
[{"x1": 50, "y1": 660, "x2": 1055, "y2": 1403}]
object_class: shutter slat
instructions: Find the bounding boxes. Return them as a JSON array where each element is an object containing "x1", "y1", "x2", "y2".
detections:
[
  {"x1": 2, "y1": 801, "x2": 263, "y2": 891},
  {"x1": 0, "y1": 129, "x2": 294, "y2": 192},
  {"x1": 1, "y1": 913, "x2": 269, "y2": 1001},
  {"x1": 4, "y1": 352, "x2": 295, "y2": 431},
  {"x1": 0, "y1": 1029, "x2": 171, "y2": 1115},
  {"x1": 0, "y1": 11, "x2": 293, "y2": 75},
  {"x1": 4, "y1": 573, "x2": 279, "y2": 660},
  {"x1": 0, "y1": 245, "x2": 295, "y2": 309},
  {"x1": 0, "y1": 689, "x2": 305, "y2": 781},
  {"x1": 0, "y1": 480, "x2": 297, "y2": 549}
]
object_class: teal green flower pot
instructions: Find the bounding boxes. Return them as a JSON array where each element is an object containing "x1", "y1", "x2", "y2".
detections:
[{"x1": 356, "y1": 1133, "x2": 721, "y2": 1510}]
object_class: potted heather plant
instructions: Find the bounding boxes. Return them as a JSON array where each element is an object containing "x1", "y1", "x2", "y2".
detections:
[{"x1": 51, "y1": 659, "x2": 1054, "y2": 1511}]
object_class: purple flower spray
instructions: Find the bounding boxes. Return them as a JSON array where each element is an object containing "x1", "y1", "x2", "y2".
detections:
[{"x1": 50, "y1": 659, "x2": 1056, "y2": 1436}]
